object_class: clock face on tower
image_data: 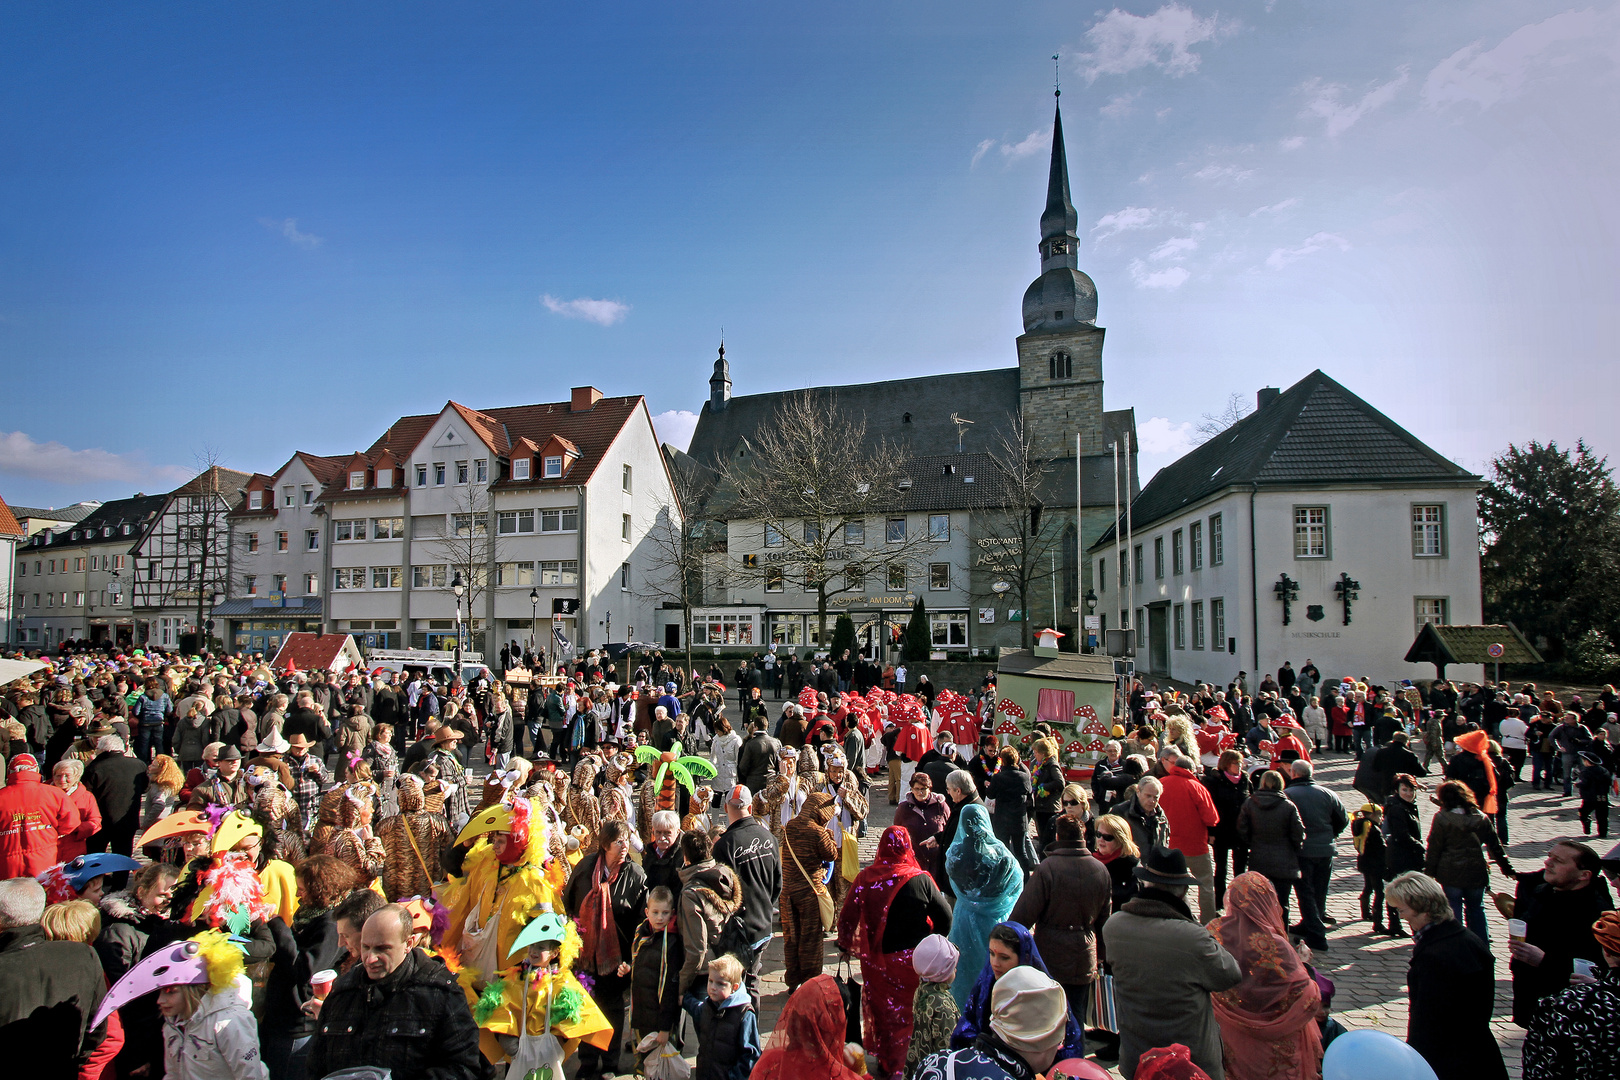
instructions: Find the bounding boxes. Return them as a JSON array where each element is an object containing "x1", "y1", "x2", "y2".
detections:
[{"x1": 1049, "y1": 240, "x2": 1068, "y2": 255}]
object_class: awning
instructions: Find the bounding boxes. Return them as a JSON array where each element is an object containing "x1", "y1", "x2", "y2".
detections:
[{"x1": 0, "y1": 658, "x2": 48, "y2": 688}]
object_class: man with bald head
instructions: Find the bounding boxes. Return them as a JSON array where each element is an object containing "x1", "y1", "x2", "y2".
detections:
[{"x1": 305, "y1": 903, "x2": 483, "y2": 1079}]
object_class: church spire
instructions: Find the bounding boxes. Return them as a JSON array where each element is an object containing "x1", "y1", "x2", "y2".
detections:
[
  {"x1": 1039, "y1": 96, "x2": 1080, "y2": 273},
  {"x1": 1020, "y1": 90, "x2": 1097, "y2": 332},
  {"x1": 708, "y1": 342, "x2": 731, "y2": 412}
]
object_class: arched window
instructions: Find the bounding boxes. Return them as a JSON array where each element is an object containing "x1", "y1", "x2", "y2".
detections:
[{"x1": 1049, "y1": 351, "x2": 1072, "y2": 380}]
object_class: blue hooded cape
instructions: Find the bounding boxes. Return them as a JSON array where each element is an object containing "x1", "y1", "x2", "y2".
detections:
[{"x1": 947, "y1": 920, "x2": 1086, "y2": 1063}]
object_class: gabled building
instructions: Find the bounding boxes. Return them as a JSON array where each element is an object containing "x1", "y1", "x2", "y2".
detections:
[
  {"x1": 319, "y1": 387, "x2": 676, "y2": 659},
  {"x1": 1088, "y1": 371, "x2": 1484, "y2": 685},
  {"x1": 682, "y1": 96, "x2": 1139, "y2": 656},
  {"x1": 13, "y1": 495, "x2": 165, "y2": 649},
  {"x1": 130, "y1": 467, "x2": 253, "y2": 651},
  {"x1": 0, "y1": 496, "x2": 23, "y2": 646}
]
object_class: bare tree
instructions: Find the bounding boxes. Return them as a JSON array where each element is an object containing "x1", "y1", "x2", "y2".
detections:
[
  {"x1": 715, "y1": 392, "x2": 947, "y2": 646},
  {"x1": 419, "y1": 484, "x2": 504, "y2": 653},
  {"x1": 968, "y1": 413, "x2": 1072, "y2": 649},
  {"x1": 1196, "y1": 393, "x2": 1252, "y2": 441},
  {"x1": 638, "y1": 452, "x2": 716, "y2": 663}
]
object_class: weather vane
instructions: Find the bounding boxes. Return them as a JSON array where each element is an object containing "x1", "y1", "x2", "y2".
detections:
[{"x1": 1053, "y1": 53, "x2": 1061, "y2": 97}]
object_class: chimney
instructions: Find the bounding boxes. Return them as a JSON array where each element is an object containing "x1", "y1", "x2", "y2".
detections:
[
  {"x1": 1256, "y1": 386, "x2": 1280, "y2": 411},
  {"x1": 570, "y1": 386, "x2": 603, "y2": 413}
]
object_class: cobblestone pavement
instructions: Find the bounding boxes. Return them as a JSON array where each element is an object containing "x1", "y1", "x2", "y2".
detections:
[{"x1": 737, "y1": 751, "x2": 1590, "y2": 1076}]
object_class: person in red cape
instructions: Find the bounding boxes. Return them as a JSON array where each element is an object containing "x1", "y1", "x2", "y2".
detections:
[
  {"x1": 1207, "y1": 873, "x2": 1322, "y2": 1080},
  {"x1": 753, "y1": 973, "x2": 868, "y2": 1080},
  {"x1": 837, "y1": 825, "x2": 954, "y2": 1080}
]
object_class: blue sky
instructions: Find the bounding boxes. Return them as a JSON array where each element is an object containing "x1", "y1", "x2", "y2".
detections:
[{"x1": 1, "y1": 1, "x2": 1615, "y2": 508}]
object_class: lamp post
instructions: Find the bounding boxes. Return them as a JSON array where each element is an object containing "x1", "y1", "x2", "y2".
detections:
[
  {"x1": 529, "y1": 587, "x2": 539, "y2": 659},
  {"x1": 451, "y1": 571, "x2": 465, "y2": 673},
  {"x1": 1084, "y1": 588, "x2": 1098, "y2": 652}
]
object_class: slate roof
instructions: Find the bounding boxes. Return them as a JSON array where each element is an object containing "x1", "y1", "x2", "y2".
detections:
[
  {"x1": 18, "y1": 494, "x2": 167, "y2": 551},
  {"x1": 997, "y1": 647, "x2": 1116, "y2": 682},
  {"x1": 1404, "y1": 623, "x2": 1543, "y2": 667},
  {"x1": 1092, "y1": 370, "x2": 1480, "y2": 549},
  {"x1": 9, "y1": 502, "x2": 99, "y2": 525}
]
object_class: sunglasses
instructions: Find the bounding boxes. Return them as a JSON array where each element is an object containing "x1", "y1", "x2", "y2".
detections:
[
  {"x1": 1061, "y1": 799, "x2": 1080, "y2": 806},
  {"x1": 1096, "y1": 831, "x2": 1118, "y2": 841}
]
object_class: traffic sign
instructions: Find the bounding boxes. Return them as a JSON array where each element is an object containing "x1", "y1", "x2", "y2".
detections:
[{"x1": 1486, "y1": 643, "x2": 1504, "y2": 658}]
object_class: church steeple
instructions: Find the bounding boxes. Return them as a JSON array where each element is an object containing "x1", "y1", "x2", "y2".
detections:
[
  {"x1": 1021, "y1": 94, "x2": 1097, "y2": 333},
  {"x1": 708, "y1": 342, "x2": 731, "y2": 412}
]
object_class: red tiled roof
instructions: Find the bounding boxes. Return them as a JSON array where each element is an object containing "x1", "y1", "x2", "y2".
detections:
[
  {"x1": 171, "y1": 466, "x2": 254, "y2": 497},
  {"x1": 0, "y1": 495, "x2": 22, "y2": 538},
  {"x1": 228, "y1": 473, "x2": 281, "y2": 519},
  {"x1": 449, "y1": 402, "x2": 511, "y2": 456},
  {"x1": 486, "y1": 395, "x2": 642, "y2": 489},
  {"x1": 295, "y1": 452, "x2": 347, "y2": 487},
  {"x1": 269, "y1": 633, "x2": 362, "y2": 673}
]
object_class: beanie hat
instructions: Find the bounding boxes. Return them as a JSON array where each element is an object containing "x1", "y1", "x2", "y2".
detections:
[{"x1": 7, "y1": 754, "x2": 40, "y2": 780}]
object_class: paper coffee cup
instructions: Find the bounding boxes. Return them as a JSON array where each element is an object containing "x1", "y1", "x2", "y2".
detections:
[
  {"x1": 1574, "y1": 958, "x2": 1597, "y2": 978},
  {"x1": 1507, "y1": 919, "x2": 1527, "y2": 943},
  {"x1": 311, "y1": 969, "x2": 337, "y2": 999}
]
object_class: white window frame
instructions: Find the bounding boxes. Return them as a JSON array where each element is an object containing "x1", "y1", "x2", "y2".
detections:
[
  {"x1": 248, "y1": 490, "x2": 263, "y2": 510},
  {"x1": 349, "y1": 470, "x2": 365, "y2": 490},
  {"x1": 1415, "y1": 597, "x2": 1449, "y2": 634},
  {"x1": 434, "y1": 463, "x2": 446, "y2": 486},
  {"x1": 764, "y1": 524, "x2": 783, "y2": 547},
  {"x1": 886, "y1": 518, "x2": 907, "y2": 543},
  {"x1": 1294, "y1": 506, "x2": 1329, "y2": 559},
  {"x1": 1190, "y1": 520, "x2": 1202, "y2": 571},
  {"x1": 370, "y1": 517, "x2": 404, "y2": 540},
  {"x1": 416, "y1": 464, "x2": 429, "y2": 487},
  {"x1": 623, "y1": 464, "x2": 633, "y2": 493},
  {"x1": 1211, "y1": 597, "x2": 1226, "y2": 653},
  {"x1": 371, "y1": 566, "x2": 402, "y2": 590},
  {"x1": 512, "y1": 458, "x2": 531, "y2": 481},
  {"x1": 842, "y1": 520, "x2": 865, "y2": 546},
  {"x1": 928, "y1": 514, "x2": 949, "y2": 542},
  {"x1": 619, "y1": 561, "x2": 631, "y2": 590},
  {"x1": 456, "y1": 461, "x2": 469, "y2": 485},
  {"x1": 1173, "y1": 603, "x2": 1186, "y2": 649},
  {"x1": 1192, "y1": 601, "x2": 1205, "y2": 649},
  {"x1": 1210, "y1": 514, "x2": 1223, "y2": 566},
  {"x1": 305, "y1": 529, "x2": 320, "y2": 552},
  {"x1": 282, "y1": 485, "x2": 295, "y2": 507},
  {"x1": 376, "y1": 467, "x2": 393, "y2": 488},
  {"x1": 1412, "y1": 503, "x2": 1446, "y2": 558},
  {"x1": 539, "y1": 508, "x2": 578, "y2": 533},
  {"x1": 543, "y1": 456, "x2": 562, "y2": 478},
  {"x1": 475, "y1": 459, "x2": 488, "y2": 483},
  {"x1": 622, "y1": 513, "x2": 632, "y2": 542}
]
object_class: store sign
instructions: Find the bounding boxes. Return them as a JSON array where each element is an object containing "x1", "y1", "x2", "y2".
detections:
[{"x1": 829, "y1": 595, "x2": 912, "y2": 607}]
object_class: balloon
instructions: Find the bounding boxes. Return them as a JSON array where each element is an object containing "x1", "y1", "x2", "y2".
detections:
[
  {"x1": 1323, "y1": 1030, "x2": 1438, "y2": 1080},
  {"x1": 1050, "y1": 1058, "x2": 1113, "y2": 1080}
]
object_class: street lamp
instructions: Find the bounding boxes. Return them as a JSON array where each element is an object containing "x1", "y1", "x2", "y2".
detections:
[
  {"x1": 529, "y1": 587, "x2": 539, "y2": 660},
  {"x1": 1084, "y1": 588, "x2": 1098, "y2": 652},
  {"x1": 451, "y1": 571, "x2": 466, "y2": 673}
]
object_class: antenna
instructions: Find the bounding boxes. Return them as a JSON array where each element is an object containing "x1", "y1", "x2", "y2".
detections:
[
  {"x1": 949, "y1": 411, "x2": 976, "y2": 452},
  {"x1": 1053, "y1": 53, "x2": 1061, "y2": 98}
]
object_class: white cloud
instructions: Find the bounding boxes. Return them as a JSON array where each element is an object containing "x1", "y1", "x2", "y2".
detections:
[
  {"x1": 1129, "y1": 261, "x2": 1191, "y2": 289},
  {"x1": 1424, "y1": 8, "x2": 1617, "y2": 110},
  {"x1": 1137, "y1": 415, "x2": 1200, "y2": 456},
  {"x1": 258, "y1": 217, "x2": 323, "y2": 248},
  {"x1": 0, "y1": 431, "x2": 191, "y2": 486},
  {"x1": 1099, "y1": 91, "x2": 1141, "y2": 118},
  {"x1": 1279, "y1": 135, "x2": 1306, "y2": 150},
  {"x1": 1077, "y1": 4, "x2": 1234, "y2": 82},
  {"x1": 1190, "y1": 163, "x2": 1255, "y2": 183},
  {"x1": 1093, "y1": 206, "x2": 1165, "y2": 239},
  {"x1": 651, "y1": 410, "x2": 700, "y2": 451},
  {"x1": 1265, "y1": 231, "x2": 1350, "y2": 269},
  {"x1": 1000, "y1": 130, "x2": 1048, "y2": 160},
  {"x1": 540, "y1": 295, "x2": 630, "y2": 326},
  {"x1": 971, "y1": 138, "x2": 996, "y2": 166},
  {"x1": 1249, "y1": 197, "x2": 1302, "y2": 216},
  {"x1": 1301, "y1": 70, "x2": 1410, "y2": 136},
  {"x1": 1149, "y1": 236, "x2": 1198, "y2": 260}
]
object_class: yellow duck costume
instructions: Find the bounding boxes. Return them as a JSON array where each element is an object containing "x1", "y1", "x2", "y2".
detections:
[
  {"x1": 181, "y1": 810, "x2": 300, "y2": 926},
  {"x1": 471, "y1": 912, "x2": 615, "y2": 1068}
]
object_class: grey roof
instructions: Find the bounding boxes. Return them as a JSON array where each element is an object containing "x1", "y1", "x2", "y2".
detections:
[
  {"x1": 1092, "y1": 370, "x2": 1480, "y2": 549},
  {"x1": 19, "y1": 494, "x2": 166, "y2": 551},
  {"x1": 997, "y1": 647, "x2": 1116, "y2": 683},
  {"x1": 9, "y1": 502, "x2": 99, "y2": 524},
  {"x1": 213, "y1": 597, "x2": 323, "y2": 617}
]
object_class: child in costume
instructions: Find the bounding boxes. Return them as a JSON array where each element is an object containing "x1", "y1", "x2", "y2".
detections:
[
  {"x1": 93, "y1": 929, "x2": 269, "y2": 1080},
  {"x1": 684, "y1": 953, "x2": 761, "y2": 1080},
  {"x1": 37, "y1": 852, "x2": 141, "y2": 905},
  {"x1": 1350, "y1": 802, "x2": 1388, "y2": 931},
  {"x1": 905, "y1": 935, "x2": 961, "y2": 1080},
  {"x1": 629, "y1": 884, "x2": 686, "y2": 1059},
  {"x1": 472, "y1": 907, "x2": 615, "y2": 1072}
]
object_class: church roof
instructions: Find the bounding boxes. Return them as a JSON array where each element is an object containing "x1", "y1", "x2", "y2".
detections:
[{"x1": 1092, "y1": 369, "x2": 1479, "y2": 548}]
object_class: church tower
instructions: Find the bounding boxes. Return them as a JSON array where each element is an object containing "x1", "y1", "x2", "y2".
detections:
[
  {"x1": 709, "y1": 343, "x2": 731, "y2": 412},
  {"x1": 1017, "y1": 95, "x2": 1106, "y2": 459}
]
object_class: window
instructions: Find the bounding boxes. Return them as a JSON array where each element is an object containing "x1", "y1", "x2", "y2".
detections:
[
  {"x1": 1210, "y1": 514, "x2": 1223, "y2": 565},
  {"x1": 186, "y1": 562, "x2": 198, "y2": 580},
  {"x1": 1211, "y1": 597, "x2": 1226, "y2": 652},
  {"x1": 452, "y1": 514, "x2": 487, "y2": 538},
  {"x1": 456, "y1": 461, "x2": 469, "y2": 485},
  {"x1": 622, "y1": 514, "x2": 632, "y2": 542},
  {"x1": 802, "y1": 567, "x2": 820, "y2": 592},
  {"x1": 765, "y1": 567, "x2": 785, "y2": 592},
  {"x1": 930, "y1": 612, "x2": 969, "y2": 646},
  {"x1": 764, "y1": 524, "x2": 783, "y2": 547},
  {"x1": 1049, "y1": 351, "x2": 1072, "y2": 379},
  {"x1": 1134, "y1": 545, "x2": 1144, "y2": 584},
  {"x1": 1294, "y1": 506, "x2": 1328, "y2": 558},
  {"x1": 371, "y1": 567, "x2": 402, "y2": 590},
  {"x1": 1173, "y1": 603, "x2": 1185, "y2": 649},
  {"x1": 248, "y1": 490, "x2": 263, "y2": 510},
  {"x1": 242, "y1": 574, "x2": 256, "y2": 597},
  {"x1": 416, "y1": 464, "x2": 428, "y2": 487},
  {"x1": 305, "y1": 529, "x2": 320, "y2": 552},
  {"x1": 1190, "y1": 521, "x2": 1202, "y2": 570},
  {"x1": 619, "y1": 562, "x2": 631, "y2": 590},
  {"x1": 512, "y1": 458, "x2": 531, "y2": 481},
  {"x1": 804, "y1": 521, "x2": 822, "y2": 544},
  {"x1": 1154, "y1": 537, "x2": 1165, "y2": 579},
  {"x1": 302, "y1": 486, "x2": 314, "y2": 504},
  {"x1": 497, "y1": 562, "x2": 536, "y2": 586},
  {"x1": 73, "y1": 592, "x2": 84, "y2": 607},
  {"x1": 334, "y1": 519, "x2": 367, "y2": 542},
  {"x1": 539, "y1": 560, "x2": 579, "y2": 586},
  {"x1": 276, "y1": 531, "x2": 289, "y2": 552},
  {"x1": 929, "y1": 514, "x2": 950, "y2": 541},
  {"x1": 376, "y1": 468, "x2": 393, "y2": 488},
  {"x1": 887, "y1": 563, "x2": 907, "y2": 591},
  {"x1": 539, "y1": 508, "x2": 578, "y2": 533},
  {"x1": 146, "y1": 561, "x2": 157, "y2": 580},
  {"x1": 74, "y1": 557, "x2": 85, "y2": 572},
  {"x1": 371, "y1": 517, "x2": 404, "y2": 539},
  {"x1": 886, "y1": 518, "x2": 907, "y2": 543},
  {"x1": 930, "y1": 562, "x2": 951, "y2": 590},
  {"x1": 475, "y1": 459, "x2": 488, "y2": 483},
  {"x1": 247, "y1": 533, "x2": 259, "y2": 553},
  {"x1": 543, "y1": 456, "x2": 562, "y2": 478},
  {"x1": 305, "y1": 573, "x2": 318, "y2": 595},
  {"x1": 694, "y1": 614, "x2": 756, "y2": 646},
  {"x1": 47, "y1": 560, "x2": 55, "y2": 574},
  {"x1": 112, "y1": 555, "x2": 124, "y2": 571},
  {"x1": 498, "y1": 510, "x2": 535, "y2": 535},
  {"x1": 333, "y1": 568, "x2": 365, "y2": 590},
  {"x1": 1192, "y1": 601, "x2": 1205, "y2": 649},
  {"x1": 1412, "y1": 504, "x2": 1445, "y2": 557},
  {"x1": 413, "y1": 564, "x2": 449, "y2": 588},
  {"x1": 282, "y1": 485, "x2": 295, "y2": 507},
  {"x1": 842, "y1": 520, "x2": 864, "y2": 546},
  {"x1": 349, "y1": 470, "x2": 365, "y2": 490},
  {"x1": 1098, "y1": 557, "x2": 1106, "y2": 593},
  {"x1": 1415, "y1": 597, "x2": 1449, "y2": 633},
  {"x1": 45, "y1": 593, "x2": 52, "y2": 608},
  {"x1": 434, "y1": 463, "x2": 446, "y2": 486},
  {"x1": 623, "y1": 464, "x2": 633, "y2": 492},
  {"x1": 1172, "y1": 530, "x2": 1184, "y2": 575}
]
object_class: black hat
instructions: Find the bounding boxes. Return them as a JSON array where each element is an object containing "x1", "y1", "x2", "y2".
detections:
[
  {"x1": 1134, "y1": 845, "x2": 1199, "y2": 887},
  {"x1": 217, "y1": 745, "x2": 243, "y2": 761}
]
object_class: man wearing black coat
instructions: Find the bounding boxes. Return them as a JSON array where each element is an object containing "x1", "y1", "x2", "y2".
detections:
[
  {"x1": 83, "y1": 738, "x2": 148, "y2": 885},
  {"x1": 1509, "y1": 840, "x2": 1614, "y2": 1026},
  {"x1": 1361, "y1": 732, "x2": 1426, "y2": 804},
  {"x1": 712, "y1": 786, "x2": 782, "y2": 1010},
  {"x1": 1392, "y1": 875, "x2": 1507, "y2": 1080},
  {"x1": 0, "y1": 877, "x2": 108, "y2": 1080},
  {"x1": 736, "y1": 719, "x2": 780, "y2": 796}
]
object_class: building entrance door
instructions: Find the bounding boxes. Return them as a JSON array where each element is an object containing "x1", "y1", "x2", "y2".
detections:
[{"x1": 1147, "y1": 604, "x2": 1170, "y2": 676}]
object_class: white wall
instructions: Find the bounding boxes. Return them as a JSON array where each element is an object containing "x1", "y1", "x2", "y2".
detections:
[{"x1": 234, "y1": 457, "x2": 330, "y2": 601}]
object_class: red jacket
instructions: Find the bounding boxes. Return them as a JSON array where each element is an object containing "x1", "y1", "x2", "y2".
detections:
[
  {"x1": 57, "y1": 784, "x2": 102, "y2": 862},
  {"x1": 1158, "y1": 765, "x2": 1220, "y2": 857},
  {"x1": 0, "y1": 773, "x2": 80, "y2": 879}
]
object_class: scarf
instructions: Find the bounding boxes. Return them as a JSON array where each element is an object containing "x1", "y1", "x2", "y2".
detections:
[
  {"x1": 1454, "y1": 730, "x2": 1499, "y2": 815},
  {"x1": 578, "y1": 853, "x2": 623, "y2": 974}
]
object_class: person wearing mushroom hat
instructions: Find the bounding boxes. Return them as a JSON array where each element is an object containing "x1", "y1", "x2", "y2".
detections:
[
  {"x1": 780, "y1": 790, "x2": 840, "y2": 995},
  {"x1": 916, "y1": 967, "x2": 1073, "y2": 1080}
]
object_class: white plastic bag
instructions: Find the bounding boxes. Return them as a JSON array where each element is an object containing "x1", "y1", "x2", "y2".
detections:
[{"x1": 639, "y1": 1035, "x2": 692, "y2": 1080}]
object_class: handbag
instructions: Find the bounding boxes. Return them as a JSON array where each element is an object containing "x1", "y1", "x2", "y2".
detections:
[
  {"x1": 786, "y1": 832, "x2": 837, "y2": 930},
  {"x1": 1089, "y1": 972, "x2": 1117, "y2": 1033},
  {"x1": 841, "y1": 831, "x2": 860, "y2": 882},
  {"x1": 833, "y1": 956, "x2": 864, "y2": 1046}
]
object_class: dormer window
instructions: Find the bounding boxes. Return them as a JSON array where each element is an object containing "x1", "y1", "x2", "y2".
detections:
[
  {"x1": 376, "y1": 467, "x2": 392, "y2": 488},
  {"x1": 544, "y1": 456, "x2": 563, "y2": 478},
  {"x1": 349, "y1": 470, "x2": 365, "y2": 490},
  {"x1": 249, "y1": 491, "x2": 263, "y2": 510},
  {"x1": 513, "y1": 458, "x2": 531, "y2": 481}
]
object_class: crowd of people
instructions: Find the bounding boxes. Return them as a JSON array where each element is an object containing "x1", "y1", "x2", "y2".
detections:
[{"x1": 1, "y1": 640, "x2": 1618, "y2": 1080}]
